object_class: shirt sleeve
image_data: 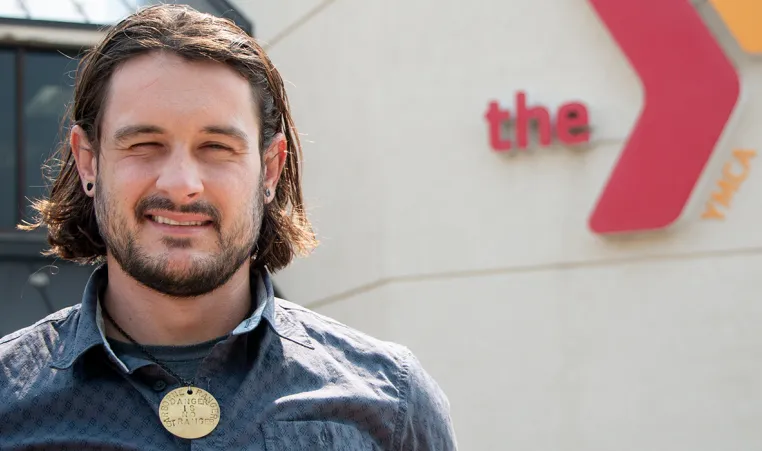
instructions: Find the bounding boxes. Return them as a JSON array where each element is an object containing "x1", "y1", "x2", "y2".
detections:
[{"x1": 394, "y1": 347, "x2": 458, "y2": 450}]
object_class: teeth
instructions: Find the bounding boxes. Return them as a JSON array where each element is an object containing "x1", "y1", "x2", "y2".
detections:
[{"x1": 151, "y1": 215, "x2": 206, "y2": 226}]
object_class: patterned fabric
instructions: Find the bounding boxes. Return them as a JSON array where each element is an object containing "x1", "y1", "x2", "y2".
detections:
[
  {"x1": 109, "y1": 336, "x2": 226, "y2": 384},
  {"x1": 0, "y1": 266, "x2": 457, "y2": 450}
]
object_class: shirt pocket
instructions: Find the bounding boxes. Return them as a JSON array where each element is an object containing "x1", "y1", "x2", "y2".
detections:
[{"x1": 262, "y1": 420, "x2": 382, "y2": 451}]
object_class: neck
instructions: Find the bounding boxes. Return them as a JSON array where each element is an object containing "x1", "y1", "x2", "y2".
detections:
[{"x1": 102, "y1": 258, "x2": 253, "y2": 346}]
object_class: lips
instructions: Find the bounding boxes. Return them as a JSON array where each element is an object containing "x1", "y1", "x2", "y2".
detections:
[
  {"x1": 144, "y1": 210, "x2": 215, "y2": 228},
  {"x1": 149, "y1": 215, "x2": 210, "y2": 226}
]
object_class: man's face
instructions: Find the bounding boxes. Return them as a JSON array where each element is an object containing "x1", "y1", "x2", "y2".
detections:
[{"x1": 92, "y1": 52, "x2": 264, "y2": 297}]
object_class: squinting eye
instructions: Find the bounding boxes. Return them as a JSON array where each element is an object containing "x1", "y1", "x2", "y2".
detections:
[
  {"x1": 205, "y1": 143, "x2": 233, "y2": 151},
  {"x1": 131, "y1": 142, "x2": 161, "y2": 149}
]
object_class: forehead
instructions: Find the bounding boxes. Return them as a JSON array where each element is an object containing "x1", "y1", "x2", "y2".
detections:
[{"x1": 100, "y1": 51, "x2": 259, "y2": 141}]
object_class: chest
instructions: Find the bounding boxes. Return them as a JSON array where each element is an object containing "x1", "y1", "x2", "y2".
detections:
[{"x1": 0, "y1": 367, "x2": 391, "y2": 450}]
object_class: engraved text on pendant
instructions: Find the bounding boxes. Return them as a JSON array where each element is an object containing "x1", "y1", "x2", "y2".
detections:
[{"x1": 159, "y1": 387, "x2": 220, "y2": 439}]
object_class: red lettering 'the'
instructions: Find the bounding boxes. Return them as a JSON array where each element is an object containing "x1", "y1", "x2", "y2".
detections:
[{"x1": 484, "y1": 92, "x2": 591, "y2": 151}]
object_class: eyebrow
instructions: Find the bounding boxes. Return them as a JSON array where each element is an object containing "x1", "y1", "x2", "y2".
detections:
[
  {"x1": 201, "y1": 125, "x2": 250, "y2": 144},
  {"x1": 113, "y1": 124, "x2": 165, "y2": 144}
]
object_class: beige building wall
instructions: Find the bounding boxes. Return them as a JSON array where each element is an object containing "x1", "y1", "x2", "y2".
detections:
[{"x1": 234, "y1": 0, "x2": 762, "y2": 449}]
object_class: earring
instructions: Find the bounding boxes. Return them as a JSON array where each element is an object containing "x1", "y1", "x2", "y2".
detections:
[
  {"x1": 265, "y1": 188, "x2": 271, "y2": 198},
  {"x1": 86, "y1": 182, "x2": 94, "y2": 192}
]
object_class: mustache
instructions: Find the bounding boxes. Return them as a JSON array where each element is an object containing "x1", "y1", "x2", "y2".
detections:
[{"x1": 135, "y1": 196, "x2": 222, "y2": 224}]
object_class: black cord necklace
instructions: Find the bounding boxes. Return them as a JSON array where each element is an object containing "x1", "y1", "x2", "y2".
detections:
[
  {"x1": 100, "y1": 302, "x2": 195, "y2": 388},
  {"x1": 100, "y1": 302, "x2": 222, "y2": 439}
]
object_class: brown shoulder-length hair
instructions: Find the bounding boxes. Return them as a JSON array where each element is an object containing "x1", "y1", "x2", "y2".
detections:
[{"x1": 20, "y1": 4, "x2": 317, "y2": 272}]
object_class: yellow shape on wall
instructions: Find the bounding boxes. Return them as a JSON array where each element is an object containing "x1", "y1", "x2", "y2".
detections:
[{"x1": 710, "y1": 0, "x2": 762, "y2": 53}]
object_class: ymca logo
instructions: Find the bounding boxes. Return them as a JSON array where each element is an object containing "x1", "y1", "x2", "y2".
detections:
[
  {"x1": 485, "y1": 0, "x2": 758, "y2": 234},
  {"x1": 586, "y1": 0, "x2": 755, "y2": 234}
]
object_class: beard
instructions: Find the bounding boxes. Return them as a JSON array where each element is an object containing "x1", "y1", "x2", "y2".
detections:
[{"x1": 94, "y1": 173, "x2": 264, "y2": 298}]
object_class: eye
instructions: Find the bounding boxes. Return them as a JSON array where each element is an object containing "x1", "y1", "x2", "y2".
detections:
[
  {"x1": 204, "y1": 143, "x2": 233, "y2": 151},
  {"x1": 130, "y1": 142, "x2": 162, "y2": 149}
]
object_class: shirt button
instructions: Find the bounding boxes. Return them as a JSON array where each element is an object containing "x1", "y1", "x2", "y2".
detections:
[{"x1": 152, "y1": 380, "x2": 167, "y2": 392}]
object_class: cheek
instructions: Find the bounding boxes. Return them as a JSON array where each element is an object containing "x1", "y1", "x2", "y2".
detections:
[
  {"x1": 104, "y1": 162, "x2": 155, "y2": 212},
  {"x1": 208, "y1": 158, "x2": 261, "y2": 188},
  {"x1": 207, "y1": 165, "x2": 261, "y2": 212}
]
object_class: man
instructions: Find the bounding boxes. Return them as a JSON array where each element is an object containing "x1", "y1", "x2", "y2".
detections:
[{"x1": 0, "y1": 5, "x2": 456, "y2": 450}]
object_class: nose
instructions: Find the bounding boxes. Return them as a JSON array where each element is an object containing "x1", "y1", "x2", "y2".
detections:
[{"x1": 154, "y1": 147, "x2": 204, "y2": 204}]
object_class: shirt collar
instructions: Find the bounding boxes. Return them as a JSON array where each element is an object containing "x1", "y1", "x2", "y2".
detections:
[{"x1": 51, "y1": 264, "x2": 311, "y2": 371}]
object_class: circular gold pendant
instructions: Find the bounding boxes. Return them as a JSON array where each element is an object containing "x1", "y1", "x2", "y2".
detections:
[{"x1": 158, "y1": 386, "x2": 220, "y2": 439}]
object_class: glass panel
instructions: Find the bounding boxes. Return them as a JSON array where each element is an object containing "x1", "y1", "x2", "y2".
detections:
[
  {"x1": 134, "y1": 0, "x2": 251, "y2": 33},
  {"x1": 23, "y1": 51, "x2": 78, "y2": 223},
  {"x1": 7, "y1": 0, "x2": 248, "y2": 30},
  {"x1": 0, "y1": 2, "x2": 28, "y2": 18},
  {"x1": 0, "y1": 51, "x2": 16, "y2": 230},
  {"x1": 23, "y1": 0, "x2": 85, "y2": 23},
  {"x1": 135, "y1": 0, "x2": 214, "y2": 10},
  {"x1": 77, "y1": 0, "x2": 132, "y2": 24}
]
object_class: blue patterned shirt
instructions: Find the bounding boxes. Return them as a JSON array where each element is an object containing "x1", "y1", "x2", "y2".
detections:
[{"x1": 0, "y1": 266, "x2": 457, "y2": 450}]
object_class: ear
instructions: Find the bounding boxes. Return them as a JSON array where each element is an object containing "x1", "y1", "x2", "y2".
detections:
[
  {"x1": 262, "y1": 133, "x2": 288, "y2": 204},
  {"x1": 70, "y1": 125, "x2": 98, "y2": 197}
]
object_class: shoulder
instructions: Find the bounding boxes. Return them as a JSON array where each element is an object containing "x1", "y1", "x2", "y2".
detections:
[
  {"x1": 275, "y1": 297, "x2": 409, "y2": 369},
  {"x1": 274, "y1": 298, "x2": 458, "y2": 449},
  {"x1": 0, "y1": 306, "x2": 80, "y2": 386},
  {"x1": 0, "y1": 304, "x2": 80, "y2": 355}
]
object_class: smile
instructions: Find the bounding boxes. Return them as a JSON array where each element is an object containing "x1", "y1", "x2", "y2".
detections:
[{"x1": 149, "y1": 215, "x2": 211, "y2": 226}]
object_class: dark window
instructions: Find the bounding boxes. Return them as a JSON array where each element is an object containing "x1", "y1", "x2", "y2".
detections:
[
  {"x1": 0, "y1": 47, "x2": 79, "y2": 232},
  {"x1": 23, "y1": 51, "x2": 77, "y2": 223},
  {"x1": 0, "y1": 50, "x2": 16, "y2": 229}
]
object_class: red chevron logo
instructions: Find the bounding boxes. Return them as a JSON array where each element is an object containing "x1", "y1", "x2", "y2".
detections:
[{"x1": 587, "y1": 0, "x2": 740, "y2": 234}]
